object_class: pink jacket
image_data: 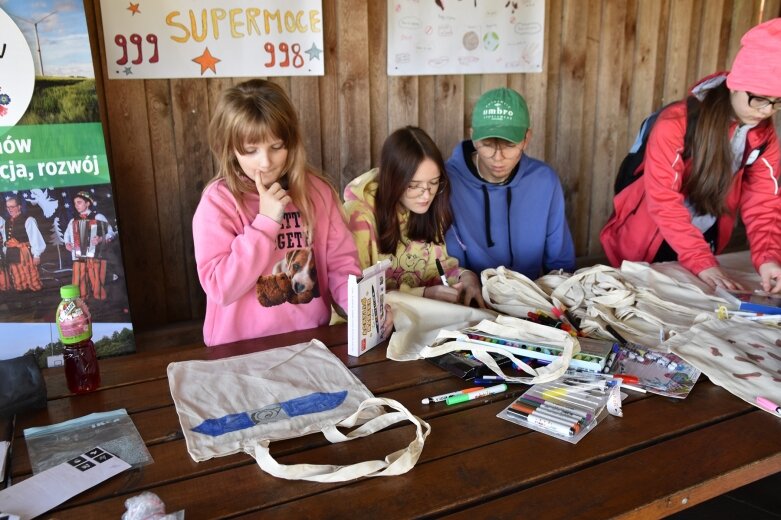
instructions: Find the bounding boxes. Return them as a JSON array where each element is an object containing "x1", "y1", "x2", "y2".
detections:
[
  {"x1": 601, "y1": 73, "x2": 781, "y2": 275},
  {"x1": 193, "y1": 176, "x2": 360, "y2": 346}
]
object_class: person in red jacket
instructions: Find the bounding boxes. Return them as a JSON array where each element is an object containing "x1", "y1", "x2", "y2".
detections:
[{"x1": 601, "y1": 18, "x2": 781, "y2": 293}]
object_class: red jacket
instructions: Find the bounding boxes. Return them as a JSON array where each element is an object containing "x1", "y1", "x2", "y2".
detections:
[{"x1": 600, "y1": 74, "x2": 781, "y2": 275}]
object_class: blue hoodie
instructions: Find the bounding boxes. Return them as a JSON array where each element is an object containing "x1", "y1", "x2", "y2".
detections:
[{"x1": 444, "y1": 141, "x2": 575, "y2": 278}]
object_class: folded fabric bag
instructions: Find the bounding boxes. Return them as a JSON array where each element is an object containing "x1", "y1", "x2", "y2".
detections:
[{"x1": 168, "y1": 339, "x2": 429, "y2": 482}]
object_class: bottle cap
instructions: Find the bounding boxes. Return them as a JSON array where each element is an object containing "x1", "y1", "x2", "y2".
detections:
[{"x1": 60, "y1": 284, "x2": 80, "y2": 299}]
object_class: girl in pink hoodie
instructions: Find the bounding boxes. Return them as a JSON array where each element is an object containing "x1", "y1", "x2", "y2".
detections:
[{"x1": 193, "y1": 80, "x2": 361, "y2": 346}]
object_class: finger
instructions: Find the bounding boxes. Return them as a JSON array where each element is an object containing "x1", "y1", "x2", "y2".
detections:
[{"x1": 254, "y1": 172, "x2": 268, "y2": 193}]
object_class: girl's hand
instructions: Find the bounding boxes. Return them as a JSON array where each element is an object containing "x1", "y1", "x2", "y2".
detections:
[
  {"x1": 698, "y1": 266, "x2": 744, "y2": 291},
  {"x1": 381, "y1": 304, "x2": 394, "y2": 337},
  {"x1": 423, "y1": 271, "x2": 485, "y2": 308},
  {"x1": 423, "y1": 284, "x2": 461, "y2": 304},
  {"x1": 255, "y1": 173, "x2": 291, "y2": 223},
  {"x1": 457, "y1": 270, "x2": 485, "y2": 308},
  {"x1": 758, "y1": 261, "x2": 781, "y2": 293}
]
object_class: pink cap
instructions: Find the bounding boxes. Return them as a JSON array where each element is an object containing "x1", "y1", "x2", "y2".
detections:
[{"x1": 727, "y1": 18, "x2": 781, "y2": 97}]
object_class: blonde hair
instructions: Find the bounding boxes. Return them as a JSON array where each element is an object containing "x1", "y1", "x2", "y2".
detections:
[{"x1": 207, "y1": 79, "x2": 328, "y2": 236}]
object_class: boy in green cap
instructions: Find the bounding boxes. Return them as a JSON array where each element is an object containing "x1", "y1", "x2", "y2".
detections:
[{"x1": 444, "y1": 87, "x2": 575, "y2": 279}]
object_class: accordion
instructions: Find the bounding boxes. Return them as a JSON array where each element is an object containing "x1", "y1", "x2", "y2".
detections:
[{"x1": 73, "y1": 219, "x2": 109, "y2": 260}]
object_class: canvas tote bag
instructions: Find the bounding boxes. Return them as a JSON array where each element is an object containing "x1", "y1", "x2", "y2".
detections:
[
  {"x1": 665, "y1": 318, "x2": 781, "y2": 414},
  {"x1": 168, "y1": 340, "x2": 429, "y2": 482},
  {"x1": 386, "y1": 291, "x2": 576, "y2": 384},
  {"x1": 482, "y1": 263, "x2": 718, "y2": 348}
]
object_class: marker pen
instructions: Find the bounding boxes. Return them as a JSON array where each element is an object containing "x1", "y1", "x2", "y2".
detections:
[
  {"x1": 620, "y1": 383, "x2": 647, "y2": 393},
  {"x1": 435, "y1": 258, "x2": 449, "y2": 287},
  {"x1": 446, "y1": 384, "x2": 507, "y2": 405},
  {"x1": 756, "y1": 396, "x2": 781, "y2": 414},
  {"x1": 511, "y1": 402, "x2": 583, "y2": 432},
  {"x1": 613, "y1": 374, "x2": 639, "y2": 384},
  {"x1": 506, "y1": 408, "x2": 576, "y2": 437},
  {"x1": 421, "y1": 387, "x2": 484, "y2": 404},
  {"x1": 514, "y1": 398, "x2": 592, "y2": 424}
]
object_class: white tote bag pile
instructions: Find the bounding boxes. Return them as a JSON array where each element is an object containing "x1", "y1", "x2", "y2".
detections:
[
  {"x1": 385, "y1": 291, "x2": 575, "y2": 384},
  {"x1": 168, "y1": 340, "x2": 429, "y2": 482},
  {"x1": 482, "y1": 262, "x2": 720, "y2": 348}
]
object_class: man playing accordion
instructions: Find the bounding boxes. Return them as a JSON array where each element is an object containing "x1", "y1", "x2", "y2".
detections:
[{"x1": 63, "y1": 191, "x2": 115, "y2": 300}]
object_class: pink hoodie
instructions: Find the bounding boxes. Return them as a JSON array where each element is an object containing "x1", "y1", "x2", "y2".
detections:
[{"x1": 193, "y1": 175, "x2": 360, "y2": 346}]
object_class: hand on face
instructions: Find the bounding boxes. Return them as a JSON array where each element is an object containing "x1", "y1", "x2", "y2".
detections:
[
  {"x1": 235, "y1": 139, "x2": 291, "y2": 222},
  {"x1": 255, "y1": 173, "x2": 291, "y2": 223}
]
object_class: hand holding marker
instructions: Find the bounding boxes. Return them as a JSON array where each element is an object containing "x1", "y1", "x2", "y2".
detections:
[{"x1": 435, "y1": 258, "x2": 449, "y2": 287}]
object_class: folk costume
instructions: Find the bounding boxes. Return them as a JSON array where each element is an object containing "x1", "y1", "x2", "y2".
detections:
[
  {"x1": 63, "y1": 192, "x2": 115, "y2": 300},
  {"x1": 1, "y1": 212, "x2": 45, "y2": 292}
]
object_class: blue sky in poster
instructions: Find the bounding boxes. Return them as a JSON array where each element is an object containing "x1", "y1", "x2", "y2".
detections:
[
  {"x1": 0, "y1": 0, "x2": 94, "y2": 78},
  {"x1": 0, "y1": 322, "x2": 130, "y2": 358}
]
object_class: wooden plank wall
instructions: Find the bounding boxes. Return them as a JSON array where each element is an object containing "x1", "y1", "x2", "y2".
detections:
[{"x1": 83, "y1": 0, "x2": 781, "y2": 332}]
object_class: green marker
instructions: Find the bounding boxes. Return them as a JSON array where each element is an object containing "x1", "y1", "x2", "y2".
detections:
[{"x1": 445, "y1": 383, "x2": 508, "y2": 405}]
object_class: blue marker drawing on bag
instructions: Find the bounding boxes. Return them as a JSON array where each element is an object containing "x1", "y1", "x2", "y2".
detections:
[{"x1": 191, "y1": 390, "x2": 348, "y2": 437}]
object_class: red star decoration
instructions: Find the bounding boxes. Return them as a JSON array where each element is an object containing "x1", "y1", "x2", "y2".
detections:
[
  {"x1": 127, "y1": 2, "x2": 140, "y2": 15},
  {"x1": 192, "y1": 47, "x2": 221, "y2": 75}
]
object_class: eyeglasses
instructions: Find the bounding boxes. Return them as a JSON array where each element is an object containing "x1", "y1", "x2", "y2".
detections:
[
  {"x1": 474, "y1": 139, "x2": 523, "y2": 158},
  {"x1": 406, "y1": 179, "x2": 443, "y2": 197},
  {"x1": 6, "y1": 205, "x2": 18, "y2": 210},
  {"x1": 747, "y1": 92, "x2": 781, "y2": 111}
]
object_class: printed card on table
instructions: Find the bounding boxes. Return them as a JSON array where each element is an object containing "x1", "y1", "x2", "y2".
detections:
[
  {"x1": 0, "y1": 446, "x2": 130, "y2": 520},
  {"x1": 348, "y1": 260, "x2": 391, "y2": 357}
]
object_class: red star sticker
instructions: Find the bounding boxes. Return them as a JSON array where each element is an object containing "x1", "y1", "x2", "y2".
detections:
[
  {"x1": 192, "y1": 47, "x2": 221, "y2": 75},
  {"x1": 127, "y1": 2, "x2": 140, "y2": 15}
]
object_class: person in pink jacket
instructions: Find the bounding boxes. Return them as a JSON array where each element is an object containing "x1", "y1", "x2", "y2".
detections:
[
  {"x1": 193, "y1": 79, "x2": 361, "y2": 346},
  {"x1": 601, "y1": 18, "x2": 781, "y2": 293}
]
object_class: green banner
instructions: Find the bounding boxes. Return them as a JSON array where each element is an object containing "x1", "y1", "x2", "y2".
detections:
[{"x1": 0, "y1": 122, "x2": 111, "y2": 190}]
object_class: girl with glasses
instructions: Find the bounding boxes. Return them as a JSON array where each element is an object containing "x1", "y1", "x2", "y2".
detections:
[
  {"x1": 344, "y1": 126, "x2": 484, "y2": 307},
  {"x1": 601, "y1": 18, "x2": 781, "y2": 293}
]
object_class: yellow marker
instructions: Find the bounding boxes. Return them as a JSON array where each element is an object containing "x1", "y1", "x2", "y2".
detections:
[{"x1": 716, "y1": 306, "x2": 729, "y2": 320}]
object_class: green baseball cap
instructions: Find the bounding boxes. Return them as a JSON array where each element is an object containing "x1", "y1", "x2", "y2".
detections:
[{"x1": 471, "y1": 88, "x2": 530, "y2": 144}]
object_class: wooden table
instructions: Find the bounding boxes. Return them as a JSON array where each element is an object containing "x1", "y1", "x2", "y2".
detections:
[{"x1": 6, "y1": 323, "x2": 781, "y2": 519}]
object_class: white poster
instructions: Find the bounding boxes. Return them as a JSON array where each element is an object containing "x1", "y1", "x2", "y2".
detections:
[
  {"x1": 388, "y1": 0, "x2": 545, "y2": 76},
  {"x1": 99, "y1": 0, "x2": 324, "y2": 79}
]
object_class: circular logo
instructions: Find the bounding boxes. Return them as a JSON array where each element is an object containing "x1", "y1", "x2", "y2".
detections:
[
  {"x1": 483, "y1": 31, "x2": 500, "y2": 52},
  {"x1": 462, "y1": 31, "x2": 479, "y2": 51},
  {"x1": 0, "y1": 8, "x2": 36, "y2": 126}
]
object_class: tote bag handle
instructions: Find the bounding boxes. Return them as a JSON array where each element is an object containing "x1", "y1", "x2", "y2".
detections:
[{"x1": 251, "y1": 398, "x2": 430, "y2": 482}]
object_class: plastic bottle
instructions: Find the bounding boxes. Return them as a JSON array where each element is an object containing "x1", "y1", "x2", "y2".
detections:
[{"x1": 56, "y1": 284, "x2": 101, "y2": 394}]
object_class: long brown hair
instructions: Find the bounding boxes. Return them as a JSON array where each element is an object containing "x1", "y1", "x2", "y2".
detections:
[
  {"x1": 683, "y1": 82, "x2": 734, "y2": 216},
  {"x1": 376, "y1": 126, "x2": 453, "y2": 254},
  {"x1": 207, "y1": 79, "x2": 331, "y2": 235}
]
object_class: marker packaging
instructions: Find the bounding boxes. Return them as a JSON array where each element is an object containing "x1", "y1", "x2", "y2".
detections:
[{"x1": 497, "y1": 371, "x2": 622, "y2": 444}]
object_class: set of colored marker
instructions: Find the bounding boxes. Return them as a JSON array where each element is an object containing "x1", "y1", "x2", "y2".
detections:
[{"x1": 498, "y1": 375, "x2": 615, "y2": 444}]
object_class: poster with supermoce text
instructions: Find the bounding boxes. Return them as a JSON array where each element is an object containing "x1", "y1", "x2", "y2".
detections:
[{"x1": 100, "y1": 0, "x2": 325, "y2": 79}]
